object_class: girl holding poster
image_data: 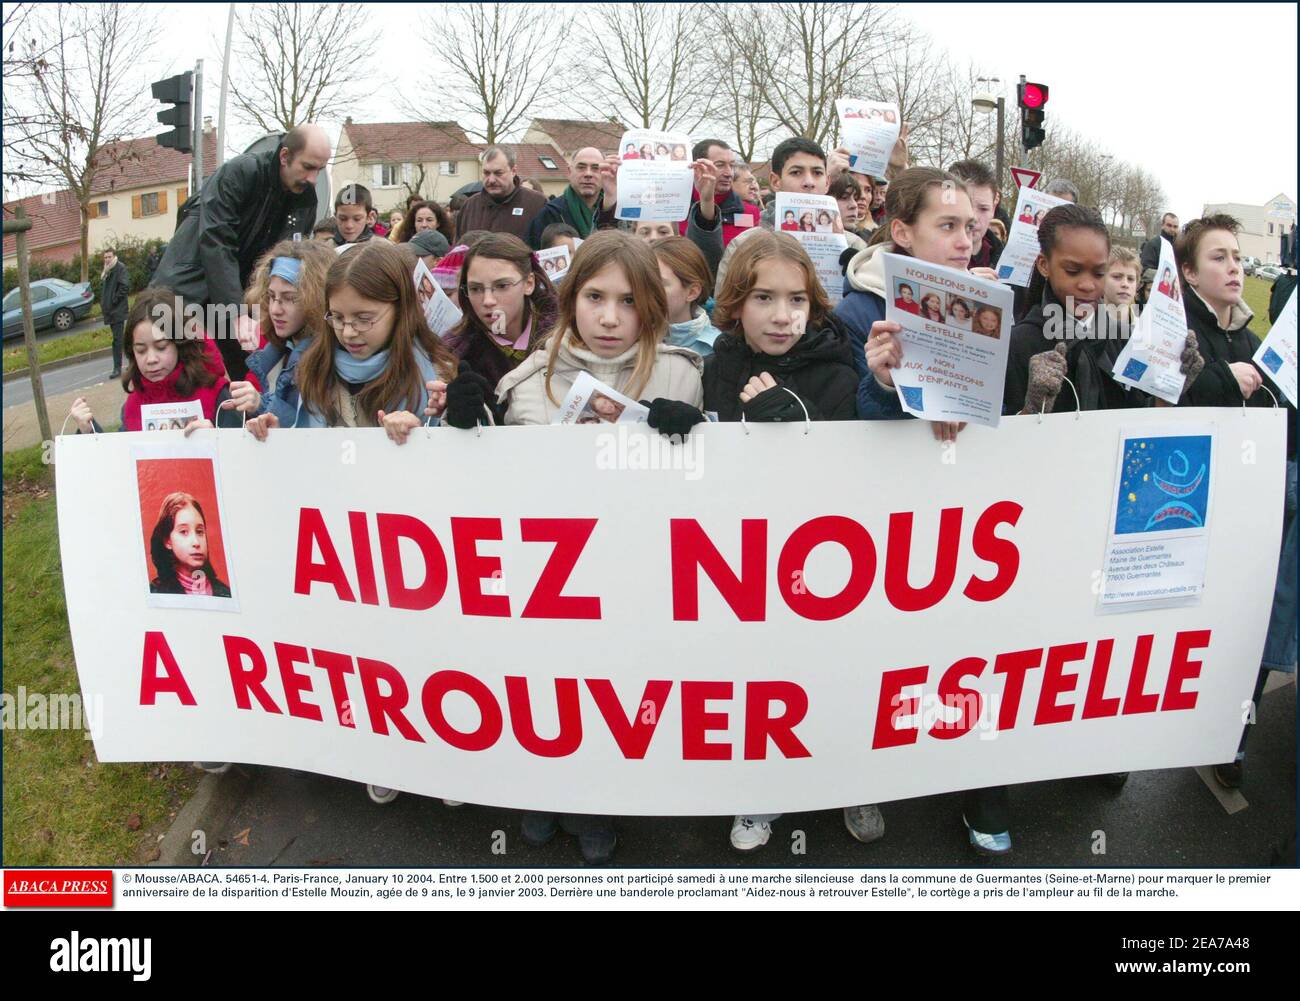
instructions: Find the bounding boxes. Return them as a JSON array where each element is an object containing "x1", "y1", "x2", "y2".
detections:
[
  {"x1": 442, "y1": 234, "x2": 558, "y2": 412},
  {"x1": 244, "y1": 239, "x2": 465, "y2": 442},
  {"x1": 242, "y1": 239, "x2": 335, "y2": 426},
  {"x1": 1174, "y1": 215, "x2": 1297, "y2": 788},
  {"x1": 68, "y1": 287, "x2": 255, "y2": 434},
  {"x1": 496, "y1": 230, "x2": 703, "y2": 426},
  {"x1": 834, "y1": 166, "x2": 982, "y2": 441},
  {"x1": 1005, "y1": 205, "x2": 1200, "y2": 417}
]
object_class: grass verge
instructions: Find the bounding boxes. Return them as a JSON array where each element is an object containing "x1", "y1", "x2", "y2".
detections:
[
  {"x1": 2, "y1": 325, "x2": 113, "y2": 376},
  {"x1": 2, "y1": 440, "x2": 199, "y2": 864}
]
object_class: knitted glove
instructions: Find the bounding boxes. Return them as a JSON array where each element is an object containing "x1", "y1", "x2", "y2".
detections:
[
  {"x1": 1023, "y1": 342, "x2": 1069, "y2": 414},
  {"x1": 643, "y1": 398, "x2": 707, "y2": 438},
  {"x1": 1178, "y1": 330, "x2": 1205, "y2": 398},
  {"x1": 444, "y1": 362, "x2": 493, "y2": 429},
  {"x1": 741, "y1": 383, "x2": 807, "y2": 423}
]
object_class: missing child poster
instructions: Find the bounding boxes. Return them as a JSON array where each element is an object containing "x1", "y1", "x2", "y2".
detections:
[
  {"x1": 1099, "y1": 425, "x2": 1215, "y2": 610},
  {"x1": 554, "y1": 372, "x2": 650, "y2": 425},
  {"x1": 835, "y1": 99, "x2": 901, "y2": 179},
  {"x1": 538, "y1": 245, "x2": 573, "y2": 282},
  {"x1": 413, "y1": 259, "x2": 462, "y2": 336},
  {"x1": 140, "y1": 400, "x2": 204, "y2": 432},
  {"x1": 1111, "y1": 239, "x2": 1191, "y2": 404},
  {"x1": 775, "y1": 193, "x2": 849, "y2": 303},
  {"x1": 882, "y1": 253, "x2": 1013, "y2": 427},
  {"x1": 997, "y1": 187, "x2": 1072, "y2": 287},
  {"x1": 1253, "y1": 284, "x2": 1297, "y2": 407},
  {"x1": 616, "y1": 129, "x2": 694, "y2": 223}
]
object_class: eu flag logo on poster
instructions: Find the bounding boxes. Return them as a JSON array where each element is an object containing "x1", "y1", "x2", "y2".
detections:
[
  {"x1": 1261, "y1": 346, "x2": 1283, "y2": 374},
  {"x1": 621, "y1": 206, "x2": 642, "y2": 219},
  {"x1": 1114, "y1": 434, "x2": 1212, "y2": 535},
  {"x1": 1121, "y1": 357, "x2": 1149, "y2": 382},
  {"x1": 900, "y1": 385, "x2": 924, "y2": 411}
]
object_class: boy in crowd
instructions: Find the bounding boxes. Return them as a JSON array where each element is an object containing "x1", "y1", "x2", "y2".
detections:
[
  {"x1": 313, "y1": 217, "x2": 338, "y2": 242},
  {"x1": 333, "y1": 183, "x2": 377, "y2": 246},
  {"x1": 946, "y1": 159, "x2": 1003, "y2": 269},
  {"x1": 540, "y1": 222, "x2": 581, "y2": 256}
]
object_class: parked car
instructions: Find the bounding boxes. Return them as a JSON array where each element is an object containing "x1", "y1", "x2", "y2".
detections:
[
  {"x1": 2, "y1": 278, "x2": 95, "y2": 340},
  {"x1": 1242, "y1": 256, "x2": 1261, "y2": 275},
  {"x1": 1256, "y1": 265, "x2": 1285, "y2": 282}
]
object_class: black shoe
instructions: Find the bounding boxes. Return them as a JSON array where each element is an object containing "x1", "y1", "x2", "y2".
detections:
[
  {"x1": 110, "y1": 369, "x2": 121, "y2": 378},
  {"x1": 1214, "y1": 760, "x2": 1243, "y2": 789},
  {"x1": 1099, "y1": 772, "x2": 1130, "y2": 791},
  {"x1": 520, "y1": 811, "x2": 558, "y2": 847},
  {"x1": 577, "y1": 827, "x2": 617, "y2": 865}
]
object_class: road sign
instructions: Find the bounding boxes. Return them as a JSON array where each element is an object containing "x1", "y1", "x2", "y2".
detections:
[{"x1": 1010, "y1": 167, "x2": 1042, "y2": 191}]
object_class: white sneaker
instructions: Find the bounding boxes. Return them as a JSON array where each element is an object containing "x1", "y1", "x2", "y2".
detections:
[
  {"x1": 366, "y1": 784, "x2": 399, "y2": 805},
  {"x1": 442, "y1": 799, "x2": 465, "y2": 807},
  {"x1": 730, "y1": 815, "x2": 772, "y2": 851}
]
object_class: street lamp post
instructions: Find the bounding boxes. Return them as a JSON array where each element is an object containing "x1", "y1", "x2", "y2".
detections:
[{"x1": 972, "y1": 78, "x2": 1005, "y2": 193}]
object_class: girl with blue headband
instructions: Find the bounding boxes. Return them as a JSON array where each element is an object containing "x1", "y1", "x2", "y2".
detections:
[{"x1": 243, "y1": 239, "x2": 336, "y2": 426}]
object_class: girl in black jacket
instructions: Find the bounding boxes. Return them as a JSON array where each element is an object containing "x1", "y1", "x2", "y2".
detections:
[
  {"x1": 702, "y1": 230, "x2": 859, "y2": 423},
  {"x1": 1175, "y1": 214, "x2": 1297, "y2": 789}
]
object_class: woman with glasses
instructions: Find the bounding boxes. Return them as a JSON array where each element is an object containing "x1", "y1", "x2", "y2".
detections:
[{"x1": 442, "y1": 233, "x2": 559, "y2": 420}]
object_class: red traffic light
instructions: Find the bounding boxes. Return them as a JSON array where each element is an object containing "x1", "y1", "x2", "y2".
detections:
[{"x1": 1021, "y1": 82, "x2": 1048, "y2": 109}]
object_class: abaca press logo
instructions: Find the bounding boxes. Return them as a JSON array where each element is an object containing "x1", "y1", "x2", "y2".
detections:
[{"x1": 1114, "y1": 434, "x2": 1212, "y2": 535}]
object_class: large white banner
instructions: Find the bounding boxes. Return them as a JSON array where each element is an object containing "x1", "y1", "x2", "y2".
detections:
[{"x1": 55, "y1": 409, "x2": 1286, "y2": 815}]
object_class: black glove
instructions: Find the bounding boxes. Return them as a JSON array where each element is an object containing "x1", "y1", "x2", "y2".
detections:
[
  {"x1": 444, "y1": 362, "x2": 493, "y2": 429},
  {"x1": 642, "y1": 398, "x2": 707, "y2": 438},
  {"x1": 741, "y1": 383, "x2": 806, "y2": 422}
]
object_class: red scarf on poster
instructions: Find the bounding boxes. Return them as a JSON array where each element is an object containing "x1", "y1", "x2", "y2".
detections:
[{"x1": 121, "y1": 361, "x2": 229, "y2": 432}]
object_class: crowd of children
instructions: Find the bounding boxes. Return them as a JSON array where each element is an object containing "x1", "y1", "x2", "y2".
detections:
[{"x1": 73, "y1": 127, "x2": 1296, "y2": 867}]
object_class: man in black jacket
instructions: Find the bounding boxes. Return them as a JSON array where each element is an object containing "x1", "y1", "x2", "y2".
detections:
[
  {"x1": 1140, "y1": 212, "x2": 1179, "y2": 272},
  {"x1": 151, "y1": 124, "x2": 330, "y2": 378},
  {"x1": 100, "y1": 248, "x2": 130, "y2": 377}
]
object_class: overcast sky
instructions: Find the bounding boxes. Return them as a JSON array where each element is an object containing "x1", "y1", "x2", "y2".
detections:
[{"x1": 6, "y1": 2, "x2": 1296, "y2": 223}]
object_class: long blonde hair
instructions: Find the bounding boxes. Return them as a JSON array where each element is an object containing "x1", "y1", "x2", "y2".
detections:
[{"x1": 543, "y1": 230, "x2": 667, "y2": 404}]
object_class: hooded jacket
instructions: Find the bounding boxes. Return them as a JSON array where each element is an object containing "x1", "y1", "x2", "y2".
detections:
[
  {"x1": 703, "y1": 313, "x2": 859, "y2": 422},
  {"x1": 667, "y1": 308, "x2": 722, "y2": 358},
  {"x1": 496, "y1": 335, "x2": 703, "y2": 425},
  {"x1": 442, "y1": 286, "x2": 560, "y2": 404},
  {"x1": 833, "y1": 240, "x2": 901, "y2": 418}
]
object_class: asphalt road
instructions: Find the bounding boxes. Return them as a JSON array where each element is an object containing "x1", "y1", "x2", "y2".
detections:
[
  {"x1": 196, "y1": 676, "x2": 1295, "y2": 868},
  {"x1": 3, "y1": 353, "x2": 117, "y2": 408}
]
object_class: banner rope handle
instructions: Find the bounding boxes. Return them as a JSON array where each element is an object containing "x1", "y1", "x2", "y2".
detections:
[
  {"x1": 60, "y1": 411, "x2": 99, "y2": 438},
  {"x1": 739, "y1": 388, "x2": 812, "y2": 435},
  {"x1": 217, "y1": 398, "x2": 248, "y2": 429}
]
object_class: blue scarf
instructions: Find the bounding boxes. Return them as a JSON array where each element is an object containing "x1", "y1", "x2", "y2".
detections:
[{"x1": 333, "y1": 345, "x2": 391, "y2": 383}]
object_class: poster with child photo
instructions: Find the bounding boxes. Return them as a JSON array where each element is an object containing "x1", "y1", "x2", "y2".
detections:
[
  {"x1": 555, "y1": 372, "x2": 650, "y2": 425},
  {"x1": 616, "y1": 129, "x2": 695, "y2": 223}
]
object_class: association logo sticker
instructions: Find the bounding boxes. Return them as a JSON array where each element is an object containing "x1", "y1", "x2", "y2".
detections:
[{"x1": 1114, "y1": 434, "x2": 1212, "y2": 535}]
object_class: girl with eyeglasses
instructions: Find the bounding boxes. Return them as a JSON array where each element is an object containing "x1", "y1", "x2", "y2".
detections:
[{"x1": 442, "y1": 233, "x2": 559, "y2": 420}]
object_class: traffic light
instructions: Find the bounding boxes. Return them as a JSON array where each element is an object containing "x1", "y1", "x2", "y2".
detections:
[
  {"x1": 152, "y1": 71, "x2": 193, "y2": 153},
  {"x1": 1018, "y1": 80, "x2": 1049, "y2": 150}
]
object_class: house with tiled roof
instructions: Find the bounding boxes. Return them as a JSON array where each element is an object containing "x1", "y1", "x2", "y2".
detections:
[
  {"x1": 3, "y1": 127, "x2": 218, "y2": 269},
  {"x1": 333, "y1": 120, "x2": 584, "y2": 208},
  {"x1": 523, "y1": 118, "x2": 626, "y2": 158},
  {"x1": 332, "y1": 119, "x2": 488, "y2": 210}
]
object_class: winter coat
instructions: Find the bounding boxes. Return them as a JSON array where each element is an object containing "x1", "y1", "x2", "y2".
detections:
[
  {"x1": 496, "y1": 335, "x2": 703, "y2": 425},
  {"x1": 456, "y1": 179, "x2": 548, "y2": 243},
  {"x1": 1004, "y1": 283, "x2": 1148, "y2": 415},
  {"x1": 678, "y1": 188, "x2": 762, "y2": 248},
  {"x1": 101, "y1": 261, "x2": 130, "y2": 324},
  {"x1": 247, "y1": 336, "x2": 311, "y2": 425},
  {"x1": 442, "y1": 287, "x2": 560, "y2": 415},
  {"x1": 152, "y1": 136, "x2": 317, "y2": 313},
  {"x1": 703, "y1": 314, "x2": 859, "y2": 422}
]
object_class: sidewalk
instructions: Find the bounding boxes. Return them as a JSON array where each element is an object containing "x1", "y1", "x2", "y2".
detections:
[{"x1": 3, "y1": 375, "x2": 124, "y2": 452}]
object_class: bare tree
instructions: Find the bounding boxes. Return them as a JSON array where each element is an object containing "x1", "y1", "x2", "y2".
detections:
[
  {"x1": 701, "y1": 15, "x2": 775, "y2": 163},
  {"x1": 229, "y1": 3, "x2": 383, "y2": 133},
  {"x1": 5, "y1": 3, "x2": 152, "y2": 280},
  {"x1": 413, "y1": 2, "x2": 572, "y2": 144},
  {"x1": 567, "y1": 4, "x2": 714, "y2": 133},
  {"x1": 2, "y1": 3, "x2": 67, "y2": 192}
]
